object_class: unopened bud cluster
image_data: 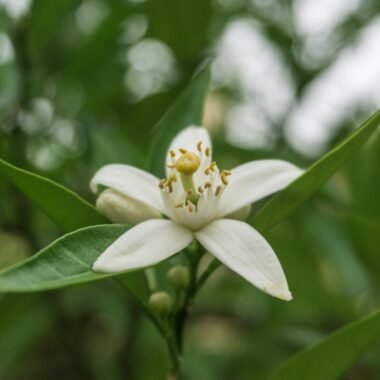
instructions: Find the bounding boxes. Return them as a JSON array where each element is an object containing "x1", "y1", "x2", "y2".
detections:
[
  {"x1": 148, "y1": 291, "x2": 173, "y2": 316},
  {"x1": 167, "y1": 266, "x2": 190, "y2": 290}
]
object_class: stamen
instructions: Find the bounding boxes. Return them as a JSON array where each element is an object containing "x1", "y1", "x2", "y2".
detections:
[
  {"x1": 179, "y1": 148, "x2": 187, "y2": 154},
  {"x1": 204, "y1": 182, "x2": 212, "y2": 189},
  {"x1": 168, "y1": 174, "x2": 177, "y2": 183},
  {"x1": 215, "y1": 185, "x2": 223, "y2": 196},
  {"x1": 159, "y1": 179, "x2": 165, "y2": 189},
  {"x1": 175, "y1": 203, "x2": 184, "y2": 208},
  {"x1": 197, "y1": 141, "x2": 203, "y2": 152},
  {"x1": 167, "y1": 164, "x2": 175, "y2": 169},
  {"x1": 220, "y1": 170, "x2": 231, "y2": 185},
  {"x1": 205, "y1": 147, "x2": 210, "y2": 157},
  {"x1": 187, "y1": 200, "x2": 195, "y2": 212},
  {"x1": 198, "y1": 186, "x2": 204, "y2": 194},
  {"x1": 170, "y1": 150, "x2": 176, "y2": 158}
]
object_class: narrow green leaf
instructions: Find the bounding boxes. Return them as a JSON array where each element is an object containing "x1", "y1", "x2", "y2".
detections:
[
  {"x1": 0, "y1": 158, "x2": 107, "y2": 232},
  {"x1": 0, "y1": 225, "x2": 130, "y2": 292},
  {"x1": 148, "y1": 63, "x2": 211, "y2": 178},
  {"x1": 252, "y1": 110, "x2": 380, "y2": 232},
  {"x1": 268, "y1": 309, "x2": 380, "y2": 380}
]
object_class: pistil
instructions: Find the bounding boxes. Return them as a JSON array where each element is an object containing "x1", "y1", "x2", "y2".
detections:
[{"x1": 174, "y1": 151, "x2": 201, "y2": 204}]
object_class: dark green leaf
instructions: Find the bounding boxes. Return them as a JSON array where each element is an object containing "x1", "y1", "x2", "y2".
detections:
[
  {"x1": 148, "y1": 63, "x2": 211, "y2": 178},
  {"x1": 0, "y1": 225, "x2": 130, "y2": 292},
  {"x1": 268, "y1": 309, "x2": 380, "y2": 380},
  {"x1": 253, "y1": 110, "x2": 380, "y2": 232},
  {"x1": 0, "y1": 158, "x2": 107, "y2": 232}
]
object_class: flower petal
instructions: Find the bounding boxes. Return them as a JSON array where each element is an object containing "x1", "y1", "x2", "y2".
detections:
[
  {"x1": 93, "y1": 219, "x2": 193, "y2": 272},
  {"x1": 218, "y1": 160, "x2": 303, "y2": 217},
  {"x1": 90, "y1": 164, "x2": 166, "y2": 214},
  {"x1": 195, "y1": 219, "x2": 291, "y2": 300},
  {"x1": 167, "y1": 126, "x2": 211, "y2": 158}
]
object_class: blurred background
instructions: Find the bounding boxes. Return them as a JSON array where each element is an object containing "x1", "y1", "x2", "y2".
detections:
[{"x1": 1, "y1": 0, "x2": 380, "y2": 379}]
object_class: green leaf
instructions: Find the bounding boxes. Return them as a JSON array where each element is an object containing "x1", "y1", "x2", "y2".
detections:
[
  {"x1": 0, "y1": 225, "x2": 130, "y2": 292},
  {"x1": 148, "y1": 63, "x2": 211, "y2": 178},
  {"x1": 252, "y1": 110, "x2": 380, "y2": 232},
  {"x1": 268, "y1": 309, "x2": 380, "y2": 380},
  {"x1": 0, "y1": 158, "x2": 107, "y2": 232}
]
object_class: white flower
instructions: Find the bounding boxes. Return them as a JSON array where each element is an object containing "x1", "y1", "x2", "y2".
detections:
[{"x1": 91, "y1": 126, "x2": 303, "y2": 300}]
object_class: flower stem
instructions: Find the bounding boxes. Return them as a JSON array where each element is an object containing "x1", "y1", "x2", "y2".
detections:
[
  {"x1": 174, "y1": 248, "x2": 203, "y2": 354},
  {"x1": 165, "y1": 330, "x2": 181, "y2": 377},
  {"x1": 195, "y1": 258, "x2": 221, "y2": 295}
]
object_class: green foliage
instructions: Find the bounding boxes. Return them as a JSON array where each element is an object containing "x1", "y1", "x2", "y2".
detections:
[
  {"x1": 253, "y1": 111, "x2": 380, "y2": 232},
  {"x1": 269, "y1": 310, "x2": 380, "y2": 380},
  {"x1": 148, "y1": 63, "x2": 211, "y2": 177},
  {"x1": 0, "y1": 225, "x2": 129, "y2": 291},
  {"x1": 0, "y1": 158, "x2": 107, "y2": 232},
  {"x1": 1, "y1": 0, "x2": 380, "y2": 378}
]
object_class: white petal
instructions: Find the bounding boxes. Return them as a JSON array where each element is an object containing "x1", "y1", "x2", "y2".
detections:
[
  {"x1": 90, "y1": 164, "x2": 166, "y2": 214},
  {"x1": 166, "y1": 126, "x2": 211, "y2": 175},
  {"x1": 195, "y1": 219, "x2": 291, "y2": 300},
  {"x1": 218, "y1": 160, "x2": 303, "y2": 217},
  {"x1": 93, "y1": 219, "x2": 193, "y2": 272}
]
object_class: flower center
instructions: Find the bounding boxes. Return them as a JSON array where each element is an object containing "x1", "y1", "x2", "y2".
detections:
[
  {"x1": 174, "y1": 151, "x2": 200, "y2": 175},
  {"x1": 159, "y1": 141, "x2": 231, "y2": 222}
]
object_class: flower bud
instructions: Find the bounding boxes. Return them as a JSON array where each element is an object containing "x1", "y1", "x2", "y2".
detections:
[
  {"x1": 148, "y1": 291, "x2": 173, "y2": 316},
  {"x1": 167, "y1": 266, "x2": 190, "y2": 290},
  {"x1": 96, "y1": 188, "x2": 161, "y2": 224},
  {"x1": 227, "y1": 205, "x2": 251, "y2": 221}
]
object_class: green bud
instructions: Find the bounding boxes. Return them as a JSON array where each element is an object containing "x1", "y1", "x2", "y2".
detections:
[
  {"x1": 227, "y1": 204, "x2": 251, "y2": 221},
  {"x1": 96, "y1": 188, "x2": 161, "y2": 224},
  {"x1": 167, "y1": 266, "x2": 190, "y2": 290},
  {"x1": 148, "y1": 291, "x2": 173, "y2": 316}
]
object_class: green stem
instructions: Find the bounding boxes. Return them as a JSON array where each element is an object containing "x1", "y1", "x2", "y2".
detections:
[
  {"x1": 174, "y1": 248, "x2": 203, "y2": 354},
  {"x1": 115, "y1": 279, "x2": 181, "y2": 377},
  {"x1": 195, "y1": 259, "x2": 221, "y2": 295},
  {"x1": 165, "y1": 330, "x2": 181, "y2": 377}
]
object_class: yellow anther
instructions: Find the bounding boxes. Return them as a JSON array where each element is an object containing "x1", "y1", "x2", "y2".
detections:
[
  {"x1": 220, "y1": 170, "x2": 231, "y2": 185},
  {"x1": 198, "y1": 186, "x2": 204, "y2": 194},
  {"x1": 215, "y1": 185, "x2": 222, "y2": 196},
  {"x1": 221, "y1": 176, "x2": 229, "y2": 185},
  {"x1": 187, "y1": 201, "x2": 195, "y2": 212},
  {"x1": 197, "y1": 141, "x2": 203, "y2": 152},
  {"x1": 168, "y1": 174, "x2": 177, "y2": 183},
  {"x1": 205, "y1": 161, "x2": 217, "y2": 175},
  {"x1": 179, "y1": 148, "x2": 187, "y2": 154},
  {"x1": 205, "y1": 147, "x2": 210, "y2": 157},
  {"x1": 159, "y1": 179, "x2": 166, "y2": 189},
  {"x1": 170, "y1": 150, "x2": 176, "y2": 158},
  {"x1": 204, "y1": 182, "x2": 212, "y2": 189},
  {"x1": 167, "y1": 182, "x2": 173, "y2": 193},
  {"x1": 167, "y1": 163, "x2": 175, "y2": 169},
  {"x1": 174, "y1": 151, "x2": 201, "y2": 175},
  {"x1": 175, "y1": 202, "x2": 184, "y2": 208}
]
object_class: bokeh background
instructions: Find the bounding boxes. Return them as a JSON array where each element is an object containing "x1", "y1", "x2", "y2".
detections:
[{"x1": 1, "y1": 0, "x2": 380, "y2": 379}]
